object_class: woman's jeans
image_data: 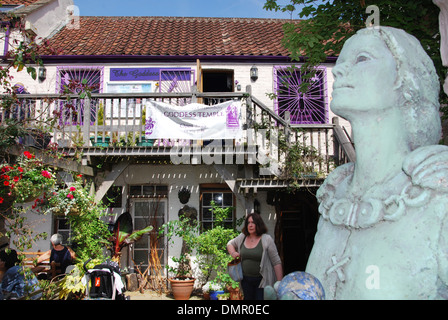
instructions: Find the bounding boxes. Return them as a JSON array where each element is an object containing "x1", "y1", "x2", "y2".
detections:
[{"x1": 241, "y1": 276, "x2": 264, "y2": 300}]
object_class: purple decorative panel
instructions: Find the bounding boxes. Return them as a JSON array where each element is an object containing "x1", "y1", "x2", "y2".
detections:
[
  {"x1": 158, "y1": 69, "x2": 194, "y2": 93},
  {"x1": 274, "y1": 66, "x2": 328, "y2": 124},
  {"x1": 56, "y1": 66, "x2": 104, "y2": 125}
]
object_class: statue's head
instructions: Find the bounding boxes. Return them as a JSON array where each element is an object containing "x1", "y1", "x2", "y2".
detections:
[{"x1": 331, "y1": 26, "x2": 440, "y2": 150}]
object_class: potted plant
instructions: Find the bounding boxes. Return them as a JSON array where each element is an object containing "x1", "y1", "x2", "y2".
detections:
[
  {"x1": 209, "y1": 281, "x2": 224, "y2": 300},
  {"x1": 222, "y1": 274, "x2": 243, "y2": 300},
  {"x1": 202, "y1": 281, "x2": 212, "y2": 299},
  {"x1": 90, "y1": 104, "x2": 110, "y2": 147},
  {"x1": 217, "y1": 292, "x2": 230, "y2": 300},
  {"x1": 159, "y1": 216, "x2": 199, "y2": 300},
  {"x1": 90, "y1": 135, "x2": 110, "y2": 147}
]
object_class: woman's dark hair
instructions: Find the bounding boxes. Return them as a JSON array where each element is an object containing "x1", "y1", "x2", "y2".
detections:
[
  {"x1": 242, "y1": 213, "x2": 267, "y2": 236},
  {"x1": 0, "y1": 249, "x2": 19, "y2": 269}
]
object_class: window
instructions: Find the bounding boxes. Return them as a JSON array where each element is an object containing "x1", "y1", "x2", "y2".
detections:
[
  {"x1": 129, "y1": 185, "x2": 168, "y2": 198},
  {"x1": 274, "y1": 66, "x2": 328, "y2": 124},
  {"x1": 200, "y1": 185, "x2": 234, "y2": 230},
  {"x1": 53, "y1": 216, "x2": 72, "y2": 246},
  {"x1": 56, "y1": 66, "x2": 104, "y2": 125}
]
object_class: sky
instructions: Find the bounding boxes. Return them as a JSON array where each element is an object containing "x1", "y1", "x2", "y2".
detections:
[{"x1": 72, "y1": 0, "x2": 299, "y2": 19}]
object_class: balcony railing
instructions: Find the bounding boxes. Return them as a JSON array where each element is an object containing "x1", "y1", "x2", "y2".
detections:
[{"x1": 1, "y1": 87, "x2": 354, "y2": 178}]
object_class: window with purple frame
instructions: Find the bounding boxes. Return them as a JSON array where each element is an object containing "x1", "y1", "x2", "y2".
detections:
[
  {"x1": 56, "y1": 66, "x2": 104, "y2": 125},
  {"x1": 274, "y1": 66, "x2": 328, "y2": 124}
]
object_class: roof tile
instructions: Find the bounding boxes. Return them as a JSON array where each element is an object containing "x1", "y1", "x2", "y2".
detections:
[{"x1": 42, "y1": 16, "x2": 296, "y2": 57}]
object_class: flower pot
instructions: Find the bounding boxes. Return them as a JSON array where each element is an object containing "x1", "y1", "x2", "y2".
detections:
[
  {"x1": 210, "y1": 290, "x2": 225, "y2": 300},
  {"x1": 228, "y1": 287, "x2": 243, "y2": 300},
  {"x1": 169, "y1": 277, "x2": 195, "y2": 300},
  {"x1": 20, "y1": 188, "x2": 43, "y2": 203},
  {"x1": 90, "y1": 136, "x2": 110, "y2": 147},
  {"x1": 137, "y1": 138, "x2": 154, "y2": 147},
  {"x1": 20, "y1": 130, "x2": 51, "y2": 149},
  {"x1": 52, "y1": 206, "x2": 79, "y2": 216}
]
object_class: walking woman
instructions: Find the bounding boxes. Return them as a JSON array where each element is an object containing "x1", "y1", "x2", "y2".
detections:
[{"x1": 227, "y1": 213, "x2": 283, "y2": 300}]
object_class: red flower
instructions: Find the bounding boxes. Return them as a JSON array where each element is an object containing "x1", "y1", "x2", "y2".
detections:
[
  {"x1": 1, "y1": 166, "x2": 11, "y2": 173},
  {"x1": 67, "y1": 193, "x2": 74, "y2": 199},
  {"x1": 69, "y1": 187, "x2": 76, "y2": 192},
  {"x1": 18, "y1": 167, "x2": 23, "y2": 173},
  {"x1": 24, "y1": 151, "x2": 35, "y2": 159},
  {"x1": 13, "y1": 176, "x2": 20, "y2": 182},
  {"x1": 0, "y1": 197, "x2": 3, "y2": 204},
  {"x1": 41, "y1": 170, "x2": 51, "y2": 179},
  {"x1": 3, "y1": 181, "x2": 9, "y2": 186}
]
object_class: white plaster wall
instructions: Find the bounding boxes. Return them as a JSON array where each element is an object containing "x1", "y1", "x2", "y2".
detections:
[
  {"x1": 109, "y1": 163, "x2": 277, "y2": 271},
  {"x1": 26, "y1": 0, "x2": 74, "y2": 40},
  {"x1": 10, "y1": 202, "x2": 53, "y2": 253}
]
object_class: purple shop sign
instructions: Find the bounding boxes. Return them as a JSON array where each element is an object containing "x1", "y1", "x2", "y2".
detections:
[{"x1": 110, "y1": 68, "x2": 192, "y2": 81}]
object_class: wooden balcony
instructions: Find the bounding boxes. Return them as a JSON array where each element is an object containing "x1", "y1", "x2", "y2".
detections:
[{"x1": 2, "y1": 87, "x2": 354, "y2": 188}]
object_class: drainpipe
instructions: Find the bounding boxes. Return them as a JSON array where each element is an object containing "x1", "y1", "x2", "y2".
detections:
[{"x1": 2, "y1": 22, "x2": 10, "y2": 58}]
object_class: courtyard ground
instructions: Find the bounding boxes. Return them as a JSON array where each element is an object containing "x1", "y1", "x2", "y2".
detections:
[{"x1": 126, "y1": 289, "x2": 204, "y2": 300}]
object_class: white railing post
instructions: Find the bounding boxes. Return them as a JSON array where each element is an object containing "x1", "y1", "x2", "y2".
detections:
[{"x1": 83, "y1": 97, "x2": 91, "y2": 147}]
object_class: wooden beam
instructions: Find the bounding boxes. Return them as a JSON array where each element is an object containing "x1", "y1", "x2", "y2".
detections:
[{"x1": 94, "y1": 161, "x2": 129, "y2": 203}]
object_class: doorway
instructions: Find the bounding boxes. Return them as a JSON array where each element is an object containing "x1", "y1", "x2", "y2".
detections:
[
  {"x1": 130, "y1": 198, "x2": 167, "y2": 273},
  {"x1": 273, "y1": 190, "x2": 319, "y2": 274},
  {"x1": 202, "y1": 70, "x2": 234, "y2": 105},
  {"x1": 203, "y1": 70, "x2": 234, "y2": 92}
]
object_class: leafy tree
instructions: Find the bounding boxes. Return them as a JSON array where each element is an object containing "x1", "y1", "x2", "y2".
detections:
[{"x1": 263, "y1": 0, "x2": 447, "y2": 111}]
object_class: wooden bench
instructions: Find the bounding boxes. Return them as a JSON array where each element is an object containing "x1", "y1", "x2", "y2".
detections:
[{"x1": 19, "y1": 251, "x2": 61, "y2": 279}]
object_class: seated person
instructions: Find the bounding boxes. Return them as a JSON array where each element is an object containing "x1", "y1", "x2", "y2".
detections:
[
  {"x1": 37, "y1": 234, "x2": 75, "y2": 277},
  {"x1": 0, "y1": 249, "x2": 41, "y2": 300}
]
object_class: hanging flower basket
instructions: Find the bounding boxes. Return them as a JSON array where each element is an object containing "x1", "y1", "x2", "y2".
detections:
[
  {"x1": 20, "y1": 187, "x2": 44, "y2": 203},
  {"x1": 43, "y1": 180, "x2": 93, "y2": 216},
  {"x1": 0, "y1": 151, "x2": 56, "y2": 205},
  {"x1": 52, "y1": 205, "x2": 80, "y2": 216},
  {"x1": 20, "y1": 129, "x2": 52, "y2": 149}
]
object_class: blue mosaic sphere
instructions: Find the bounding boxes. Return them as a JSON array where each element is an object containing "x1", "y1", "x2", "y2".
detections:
[{"x1": 276, "y1": 271, "x2": 325, "y2": 300}]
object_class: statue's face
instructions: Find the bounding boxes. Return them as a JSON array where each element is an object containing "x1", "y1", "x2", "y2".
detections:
[{"x1": 331, "y1": 32, "x2": 398, "y2": 118}]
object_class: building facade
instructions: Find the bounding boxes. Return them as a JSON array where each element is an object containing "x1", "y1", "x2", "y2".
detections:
[{"x1": 1, "y1": 0, "x2": 353, "y2": 275}]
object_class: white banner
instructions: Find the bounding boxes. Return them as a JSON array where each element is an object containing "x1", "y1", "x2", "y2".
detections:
[{"x1": 145, "y1": 100, "x2": 242, "y2": 139}]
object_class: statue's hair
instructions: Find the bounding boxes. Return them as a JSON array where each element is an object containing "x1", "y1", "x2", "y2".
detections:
[{"x1": 357, "y1": 27, "x2": 441, "y2": 150}]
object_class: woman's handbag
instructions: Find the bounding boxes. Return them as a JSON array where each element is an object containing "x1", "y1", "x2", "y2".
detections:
[{"x1": 227, "y1": 258, "x2": 243, "y2": 282}]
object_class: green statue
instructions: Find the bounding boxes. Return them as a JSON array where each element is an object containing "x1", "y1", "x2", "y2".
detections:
[{"x1": 305, "y1": 26, "x2": 448, "y2": 299}]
